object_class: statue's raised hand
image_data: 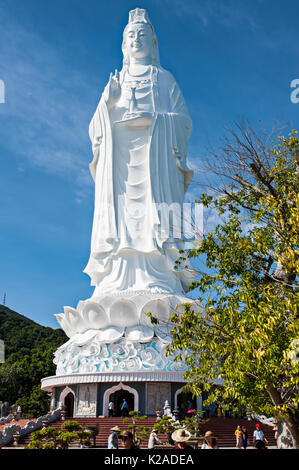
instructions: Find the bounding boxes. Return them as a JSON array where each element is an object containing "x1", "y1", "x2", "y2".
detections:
[{"x1": 104, "y1": 69, "x2": 121, "y2": 106}]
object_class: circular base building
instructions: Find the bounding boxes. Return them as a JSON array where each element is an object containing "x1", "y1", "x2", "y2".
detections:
[
  {"x1": 41, "y1": 373, "x2": 202, "y2": 418},
  {"x1": 41, "y1": 294, "x2": 202, "y2": 417}
]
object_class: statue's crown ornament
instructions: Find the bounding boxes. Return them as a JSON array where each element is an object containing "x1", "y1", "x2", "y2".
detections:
[{"x1": 129, "y1": 8, "x2": 151, "y2": 25}]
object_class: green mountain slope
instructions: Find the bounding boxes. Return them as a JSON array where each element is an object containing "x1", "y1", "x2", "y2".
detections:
[
  {"x1": 0, "y1": 304, "x2": 67, "y2": 360},
  {"x1": 0, "y1": 305, "x2": 67, "y2": 417}
]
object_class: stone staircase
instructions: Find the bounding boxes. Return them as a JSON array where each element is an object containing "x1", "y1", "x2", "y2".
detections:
[
  {"x1": 16, "y1": 416, "x2": 277, "y2": 449},
  {"x1": 200, "y1": 417, "x2": 276, "y2": 448}
]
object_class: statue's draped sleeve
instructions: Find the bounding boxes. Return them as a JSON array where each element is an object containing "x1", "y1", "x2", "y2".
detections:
[
  {"x1": 88, "y1": 97, "x2": 104, "y2": 182},
  {"x1": 85, "y1": 94, "x2": 118, "y2": 266},
  {"x1": 151, "y1": 68, "x2": 193, "y2": 194},
  {"x1": 149, "y1": 68, "x2": 193, "y2": 251}
]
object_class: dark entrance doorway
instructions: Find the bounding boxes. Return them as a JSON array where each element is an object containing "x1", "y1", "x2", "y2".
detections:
[
  {"x1": 109, "y1": 390, "x2": 134, "y2": 417},
  {"x1": 64, "y1": 392, "x2": 74, "y2": 418},
  {"x1": 177, "y1": 392, "x2": 196, "y2": 417}
]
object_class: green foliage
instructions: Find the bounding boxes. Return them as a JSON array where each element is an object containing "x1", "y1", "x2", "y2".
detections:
[
  {"x1": 16, "y1": 385, "x2": 52, "y2": 418},
  {"x1": 153, "y1": 415, "x2": 180, "y2": 436},
  {"x1": 61, "y1": 420, "x2": 83, "y2": 432},
  {"x1": 122, "y1": 411, "x2": 150, "y2": 447},
  {"x1": 0, "y1": 305, "x2": 67, "y2": 360},
  {"x1": 25, "y1": 421, "x2": 92, "y2": 449},
  {"x1": 180, "y1": 411, "x2": 207, "y2": 437},
  {"x1": 167, "y1": 131, "x2": 299, "y2": 443},
  {"x1": 152, "y1": 412, "x2": 206, "y2": 443},
  {"x1": 0, "y1": 305, "x2": 67, "y2": 416}
]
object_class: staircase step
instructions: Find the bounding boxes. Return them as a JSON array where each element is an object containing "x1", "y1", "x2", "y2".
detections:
[{"x1": 14, "y1": 417, "x2": 276, "y2": 449}]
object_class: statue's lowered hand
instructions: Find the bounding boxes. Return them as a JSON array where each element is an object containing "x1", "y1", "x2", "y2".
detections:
[{"x1": 104, "y1": 70, "x2": 121, "y2": 105}]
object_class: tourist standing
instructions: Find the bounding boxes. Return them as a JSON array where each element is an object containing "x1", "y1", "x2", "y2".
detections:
[
  {"x1": 148, "y1": 430, "x2": 162, "y2": 449},
  {"x1": 108, "y1": 426, "x2": 121, "y2": 449},
  {"x1": 253, "y1": 423, "x2": 268, "y2": 447},
  {"x1": 108, "y1": 401, "x2": 114, "y2": 417},
  {"x1": 242, "y1": 426, "x2": 249, "y2": 449},
  {"x1": 120, "y1": 398, "x2": 129, "y2": 417},
  {"x1": 235, "y1": 425, "x2": 243, "y2": 449}
]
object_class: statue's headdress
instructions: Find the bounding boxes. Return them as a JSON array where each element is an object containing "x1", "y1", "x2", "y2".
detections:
[
  {"x1": 128, "y1": 8, "x2": 150, "y2": 24},
  {"x1": 122, "y1": 8, "x2": 160, "y2": 66}
]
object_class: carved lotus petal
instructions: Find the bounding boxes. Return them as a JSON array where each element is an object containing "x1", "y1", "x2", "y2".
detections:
[
  {"x1": 125, "y1": 325, "x2": 154, "y2": 343},
  {"x1": 64, "y1": 306, "x2": 86, "y2": 335},
  {"x1": 76, "y1": 300, "x2": 85, "y2": 313},
  {"x1": 82, "y1": 302, "x2": 109, "y2": 330},
  {"x1": 109, "y1": 299, "x2": 138, "y2": 327},
  {"x1": 55, "y1": 313, "x2": 76, "y2": 338},
  {"x1": 98, "y1": 326, "x2": 124, "y2": 343},
  {"x1": 140, "y1": 299, "x2": 169, "y2": 326},
  {"x1": 69, "y1": 330, "x2": 100, "y2": 347}
]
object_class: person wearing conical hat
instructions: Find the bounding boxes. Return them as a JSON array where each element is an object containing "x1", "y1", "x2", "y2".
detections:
[
  {"x1": 171, "y1": 429, "x2": 193, "y2": 450},
  {"x1": 108, "y1": 426, "x2": 121, "y2": 449}
]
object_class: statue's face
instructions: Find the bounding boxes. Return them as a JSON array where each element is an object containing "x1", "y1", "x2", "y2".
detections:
[{"x1": 124, "y1": 23, "x2": 154, "y2": 61}]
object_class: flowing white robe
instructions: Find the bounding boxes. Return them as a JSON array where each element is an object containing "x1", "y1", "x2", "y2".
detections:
[{"x1": 85, "y1": 66, "x2": 195, "y2": 295}]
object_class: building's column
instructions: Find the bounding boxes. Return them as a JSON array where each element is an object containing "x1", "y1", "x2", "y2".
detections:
[{"x1": 50, "y1": 390, "x2": 56, "y2": 410}]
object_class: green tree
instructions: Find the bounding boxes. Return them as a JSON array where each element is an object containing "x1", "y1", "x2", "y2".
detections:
[
  {"x1": 0, "y1": 363, "x2": 23, "y2": 403},
  {"x1": 25, "y1": 421, "x2": 92, "y2": 449},
  {"x1": 122, "y1": 411, "x2": 150, "y2": 447},
  {"x1": 153, "y1": 415, "x2": 181, "y2": 445},
  {"x1": 0, "y1": 305, "x2": 67, "y2": 416},
  {"x1": 167, "y1": 126, "x2": 299, "y2": 447},
  {"x1": 16, "y1": 385, "x2": 51, "y2": 418},
  {"x1": 152, "y1": 412, "x2": 206, "y2": 445},
  {"x1": 180, "y1": 411, "x2": 207, "y2": 438}
]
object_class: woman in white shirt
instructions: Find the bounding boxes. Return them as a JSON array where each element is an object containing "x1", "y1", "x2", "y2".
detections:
[
  {"x1": 253, "y1": 424, "x2": 268, "y2": 447},
  {"x1": 148, "y1": 430, "x2": 162, "y2": 449}
]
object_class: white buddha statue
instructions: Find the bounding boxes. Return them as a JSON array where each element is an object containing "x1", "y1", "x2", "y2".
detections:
[
  {"x1": 85, "y1": 8, "x2": 195, "y2": 296},
  {"x1": 53, "y1": 10, "x2": 198, "y2": 373}
]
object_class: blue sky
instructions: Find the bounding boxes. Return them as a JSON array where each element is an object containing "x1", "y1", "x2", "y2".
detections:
[{"x1": 0, "y1": 0, "x2": 298, "y2": 328}]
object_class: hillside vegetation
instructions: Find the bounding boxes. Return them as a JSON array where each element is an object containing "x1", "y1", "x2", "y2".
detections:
[{"x1": 0, "y1": 305, "x2": 67, "y2": 417}]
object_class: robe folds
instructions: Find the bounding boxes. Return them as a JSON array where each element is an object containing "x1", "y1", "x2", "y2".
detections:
[{"x1": 84, "y1": 66, "x2": 196, "y2": 295}]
